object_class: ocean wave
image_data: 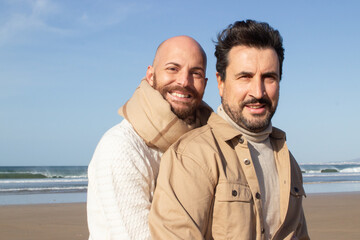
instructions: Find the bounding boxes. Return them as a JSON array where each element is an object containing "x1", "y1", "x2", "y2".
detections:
[
  {"x1": 303, "y1": 172, "x2": 360, "y2": 177},
  {"x1": 300, "y1": 161, "x2": 360, "y2": 166},
  {"x1": 0, "y1": 178, "x2": 88, "y2": 184},
  {"x1": 304, "y1": 180, "x2": 360, "y2": 184},
  {"x1": 302, "y1": 169, "x2": 339, "y2": 173},
  {"x1": 341, "y1": 167, "x2": 360, "y2": 173},
  {"x1": 0, "y1": 172, "x2": 88, "y2": 179},
  {"x1": 0, "y1": 186, "x2": 88, "y2": 193},
  {"x1": 0, "y1": 173, "x2": 48, "y2": 179},
  {"x1": 302, "y1": 167, "x2": 360, "y2": 174},
  {"x1": 0, "y1": 166, "x2": 88, "y2": 179}
]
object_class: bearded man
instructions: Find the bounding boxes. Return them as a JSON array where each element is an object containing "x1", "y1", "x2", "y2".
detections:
[
  {"x1": 149, "y1": 20, "x2": 309, "y2": 240},
  {"x1": 87, "y1": 36, "x2": 212, "y2": 240}
]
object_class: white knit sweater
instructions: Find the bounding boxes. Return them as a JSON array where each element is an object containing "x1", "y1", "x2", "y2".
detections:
[
  {"x1": 87, "y1": 119, "x2": 162, "y2": 240},
  {"x1": 87, "y1": 79, "x2": 212, "y2": 240}
]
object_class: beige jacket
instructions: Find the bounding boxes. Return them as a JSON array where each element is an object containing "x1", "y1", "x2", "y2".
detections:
[{"x1": 149, "y1": 112, "x2": 309, "y2": 240}]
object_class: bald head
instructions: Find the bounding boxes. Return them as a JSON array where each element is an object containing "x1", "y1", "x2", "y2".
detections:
[{"x1": 152, "y1": 36, "x2": 207, "y2": 70}]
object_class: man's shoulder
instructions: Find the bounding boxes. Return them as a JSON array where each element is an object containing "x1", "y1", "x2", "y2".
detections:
[
  {"x1": 169, "y1": 112, "x2": 239, "y2": 155},
  {"x1": 90, "y1": 119, "x2": 160, "y2": 169},
  {"x1": 95, "y1": 119, "x2": 149, "y2": 153},
  {"x1": 269, "y1": 126, "x2": 303, "y2": 181},
  {"x1": 102, "y1": 119, "x2": 141, "y2": 141},
  {"x1": 170, "y1": 123, "x2": 216, "y2": 157},
  {"x1": 270, "y1": 126, "x2": 286, "y2": 139},
  {"x1": 103, "y1": 118, "x2": 134, "y2": 134},
  {"x1": 179, "y1": 123, "x2": 213, "y2": 142}
]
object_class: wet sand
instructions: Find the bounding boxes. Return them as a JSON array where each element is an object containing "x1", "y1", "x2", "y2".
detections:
[
  {"x1": 303, "y1": 192, "x2": 360, "y2": 239},
  {"x1": 0, "y1": 192, "x2": 359, "y2": 239},
  {"x1": 0, "y1": 202, "x2": 88, "y2": 240}
]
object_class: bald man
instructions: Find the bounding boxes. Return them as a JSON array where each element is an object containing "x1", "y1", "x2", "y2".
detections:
[{"x1": 87, "y1": 36, "x2": 212, "y2": 240}]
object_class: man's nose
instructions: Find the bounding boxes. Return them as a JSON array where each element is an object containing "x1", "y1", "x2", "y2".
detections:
[
  {"x1": 176, "y1": 71, "x2": 192, "y2": 87},
  {"x1": 249, "y1": 77, "x2": 265, "y2": 99}
]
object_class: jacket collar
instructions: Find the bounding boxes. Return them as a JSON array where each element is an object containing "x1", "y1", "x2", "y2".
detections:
[
  {"x1": 208, "y1": 112, "x2": 286, "y2": 142},
  {"x1": 118, "y1": 79, "x2": 212, "y2": 152},
  {"x1": 208, "y1": 112, "x2": 242, "y2": 141}
]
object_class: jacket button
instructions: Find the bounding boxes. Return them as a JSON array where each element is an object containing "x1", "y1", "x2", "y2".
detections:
[
  {"x1": 261, "y1": 228, "x2": 265, "y2": 234},
  {"x1": 232, "y1": 190, "x2": 237, "y2": 197},
  {"x1": 244, "y1": 159, "x2": 251, "y2": 165},
  {"x1": 255, "y1": 192, "x2": 261, "y2": 199},
  {"x1": 238, "y1": 137, "x2": 244, "y2": 144}
]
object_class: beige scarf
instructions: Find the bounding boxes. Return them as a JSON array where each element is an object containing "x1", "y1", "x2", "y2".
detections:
[{"x1": 118, "y1": 79, "x2": 212, "y2": 152}]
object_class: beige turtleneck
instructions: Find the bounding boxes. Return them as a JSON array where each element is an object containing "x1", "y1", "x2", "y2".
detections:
[{"x1": 217, "y1": 105, "x2": 281, "y2": 239}]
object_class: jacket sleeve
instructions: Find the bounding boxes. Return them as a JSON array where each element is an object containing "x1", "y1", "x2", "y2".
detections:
[
  {"x1": 295, "y1": 207, "x2": 310, "y2": 240},
  {"x1": 149, "y1": 147, "x2": 215, "y2": 240},
  {"x1": 87, "y1": 126, "x2": 155, "y2": 240},
  {"x1": 290, "y1": 152, "x2": 310, "y2": 240}
]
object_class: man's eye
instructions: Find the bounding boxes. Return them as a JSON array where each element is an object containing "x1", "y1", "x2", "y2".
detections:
[
  {"x1": 264, "y1": 76, "x2": 278, "y2": 83},
  {"x1": 167, "y1": 67, "x2": 177, "y2": 72},
  {"x1": 237, "y1": 75, "x2": 250, "y2": 80},
  {"x1": 192, "y1": 72, "x2": 203, "y2": 78}
]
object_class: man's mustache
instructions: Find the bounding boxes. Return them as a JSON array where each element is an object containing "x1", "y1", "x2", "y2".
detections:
[{"x1": 241, "y1": 97, "x2": 272, "y2": 106}]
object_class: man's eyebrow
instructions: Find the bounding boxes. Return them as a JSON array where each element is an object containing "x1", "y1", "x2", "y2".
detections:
[
  {"x1": 234, "y1": 71, "x2": 279, "y2": 78},
  {"x1": 165, "y1": 62, "x2": 181, "y2": 67},
  {"x1": 235, "y1": 71, "x2": 253, "y2": 78},
  {"x1": 165, "y1": 62, "x2": 205, "y2": 72},
  {"x1": 191, "y1": 66, "x2": 205, "y2": 72},
  {"x1": 262, "y1": 71, "x2": 279, "y2": 78}
]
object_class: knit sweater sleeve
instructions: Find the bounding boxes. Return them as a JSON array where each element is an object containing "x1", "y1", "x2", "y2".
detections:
[{"x1": 87, "y1": 120, "x2": 160, "y2": 240}]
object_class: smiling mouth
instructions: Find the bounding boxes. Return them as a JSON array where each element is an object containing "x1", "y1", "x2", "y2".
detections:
[
  {"x1": 247, "y1": 105, "x2": 265, "y2": 109},
  {"x1": 170, "y1": 92, "x2": 191, "y2": 98}
]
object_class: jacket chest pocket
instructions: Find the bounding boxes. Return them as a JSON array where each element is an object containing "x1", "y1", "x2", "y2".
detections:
[
  {"x1": 290, "y1": 182, "x2": 306, "y2": 199},
  {"x1": 289, "y1": 181, "x2": 306, "y2": 213},
  {"x1": 285, "y1": 182, "x2": 306, "y2": 229},
  {"x1": 212, "y1": 182, "x2": 255, "y2": 239},
  {"x1": 216, "y1": 182, "x2": 252, "y2": 202}
]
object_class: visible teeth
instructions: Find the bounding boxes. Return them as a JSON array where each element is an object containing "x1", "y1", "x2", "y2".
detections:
[
  {"x1": 171, "y1": 92, "x2": 190, "y2": 98},
  {"x1": 249, "y1": 105, "x2": 262, "y2": 109}
]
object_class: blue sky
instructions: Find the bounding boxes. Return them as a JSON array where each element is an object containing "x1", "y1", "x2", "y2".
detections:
[{"x1": 1, "y1": 0, "x2": 359, "y2": 166}]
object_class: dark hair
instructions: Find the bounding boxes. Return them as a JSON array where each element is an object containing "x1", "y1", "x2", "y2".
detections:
[{"x1": 215, "y1": 19, "x2": 284, "y2": 81}]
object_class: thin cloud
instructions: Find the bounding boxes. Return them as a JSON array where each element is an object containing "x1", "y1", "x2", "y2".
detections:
[
  {"x1": 0, "y1": 0, "x2": 69, "y2": 45},
  {"x1": 77, "y1": 1, "x2": 151, "y2": 28},
  {"x1": 0, "y1": 0, "x2": 151, "y2": 45}
]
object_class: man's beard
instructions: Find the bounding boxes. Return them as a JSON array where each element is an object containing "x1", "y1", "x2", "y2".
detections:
[
  {"x1": 153, "y1": 75, "x2": 200, "y2": 124},
  {"x1": 222, "y1": 97, "x2": 277, "y2": 133}
]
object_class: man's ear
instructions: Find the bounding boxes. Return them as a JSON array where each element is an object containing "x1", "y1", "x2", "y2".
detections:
[
  {"x1": 146, "y1": 65, "x2": 154, "y2": 86},
  {"x1": 216, "y1": 72, "x2": 224, "y2": 97},
  {"x1": 204, "y1": 77, "x2": 208, "y2": 89}
]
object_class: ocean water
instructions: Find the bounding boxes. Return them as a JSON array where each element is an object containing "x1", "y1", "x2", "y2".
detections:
[
  {"x1": 0, "y1": 166, "x2": 87, "y2": 205},
  {"x1": 301, "y1": 161, "x2": 360, "y2": 193},
  {"x1": 0, "y1": 161, "x2": 359, "y2": 205}
]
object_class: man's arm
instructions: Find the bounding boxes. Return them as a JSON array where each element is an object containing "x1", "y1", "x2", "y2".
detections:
[
  {"x1": 294, "y1": 207, "x2": 309, "y2": 240},
  {"x1": 290, "y1": 152, "x2": 310, "y2": 240},
  {"x1": 87, "y1": 125, "x2": 155, "y2": 240},
  {"x1": 149, "y1": 147, "x2": 216, "y2": 240}
]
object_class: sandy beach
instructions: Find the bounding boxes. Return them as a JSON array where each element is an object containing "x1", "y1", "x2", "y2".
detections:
[
  {"x1": 303, "y1": 192, "x2": 360, "y2": 239},
  {"x1": 0, "y1": 202, "x2": 88, "y2": 240},
  {"x1": 0, "y1": 192, "x2": 359, "y2": 240}
]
